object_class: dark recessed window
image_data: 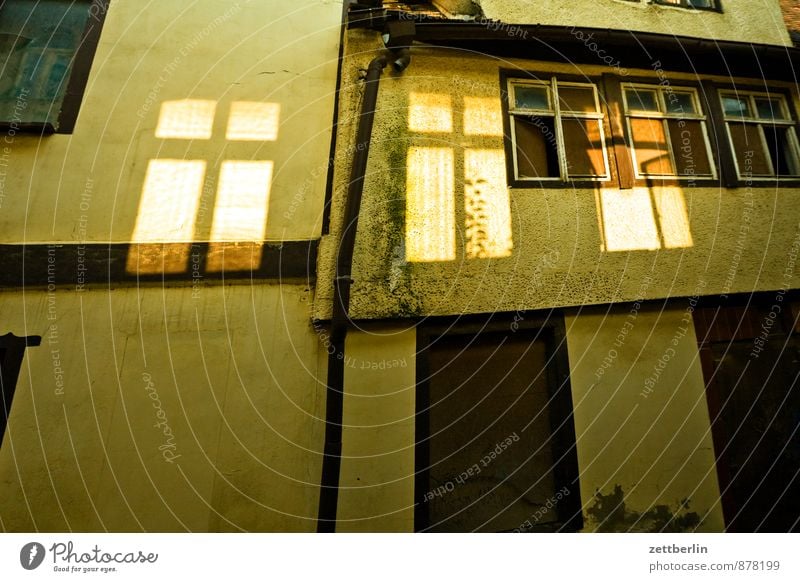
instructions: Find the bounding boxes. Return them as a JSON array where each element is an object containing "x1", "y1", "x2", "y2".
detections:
[
  {"x1": 0, "y1": 0, "x2": 108, "y2": 133},
  {"x1": 1, "y1": 333, "x2": 41, "y2": 448},
  {"x1": 719, "y1": 90, "x2": 800, "y2": 179}
]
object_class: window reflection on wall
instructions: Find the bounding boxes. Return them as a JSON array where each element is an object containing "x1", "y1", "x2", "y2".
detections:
[
  {"x1": 405, "y1": 91, "x2": 514, "y2": 263},
  {"x1": 128, "y1": 99, "x2": 281, "y2": 275},
  {"x1": 596, "y1": 187, "x2": 693, "y2": 252}
]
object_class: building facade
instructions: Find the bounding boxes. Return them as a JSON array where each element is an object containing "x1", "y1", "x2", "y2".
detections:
[
  {"x1": 0, "y1": 0, "x2": 341, "y2": 532},
  {"x1": 1, "y1": 0, "x2": 799, "y2": 532}
]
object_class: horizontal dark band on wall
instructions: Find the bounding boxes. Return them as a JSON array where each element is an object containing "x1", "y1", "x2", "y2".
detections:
[{"x1": 0, "y1": 241, "x2": 318, "y2": 289}]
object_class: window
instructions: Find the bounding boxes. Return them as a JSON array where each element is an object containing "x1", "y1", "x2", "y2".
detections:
[
  {"x1": 719, "y1": 90, "x2": 800, "y2": 179},
  {"x1": 507, "y1": 78, "x2": 610, "y2": 182},
  {"x1": 653, "y1": 0, "x2": 720, "y2": 10},
  {"x1": 622, "y1": 83, "x2": 715, "y2": 179},
  {"x1": 0, "y1": 0, "x2": 108, "y2": 133},
  {"x1": 415, "y1": 316, "x2": 582, "y2": 532}
]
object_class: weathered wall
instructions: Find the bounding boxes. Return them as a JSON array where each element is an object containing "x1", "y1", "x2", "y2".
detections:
[
  {"x1": 0, "y1": 0, "x2": 341, "y2": 244},
  {"x1": 471, "y1": 0, "x2": 791, "y2": 46},
  {"x1": 565, "y1": 305, "x2": 725, "y2": 532},
  {"x1": 0, "y1": 284, "x2": 326, "y2": 531},
  {"x1": 316, "y1": 33, "x2": 800, "y2": 321},
  {"x1": 337, "y1": 324, "x2": 416, "y2": 532}
]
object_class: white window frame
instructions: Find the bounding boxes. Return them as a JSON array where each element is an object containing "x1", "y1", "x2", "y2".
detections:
[
  {"x1": 621, "y1": 82, "x2": 717, "y2": 180},
  {"x1": 508, "y1": 78, "x2": 611, "y2": 183}
]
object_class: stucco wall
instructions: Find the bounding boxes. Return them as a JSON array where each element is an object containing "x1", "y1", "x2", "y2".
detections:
[
  {"x1": 0, "y1": 284, "x2": 326, "y2": 531},
  {"x1": 473, "y1": 0, "x2": 791, "y2": 46},
  {"x1": 316, "y1": 33, "x2": 800, "y2": 321},
  {"x1": 337, "y1": 324, "x2": 416, "y2": 532},
  {"x1": 565, "y1": 305, "x2": 725, "y2": 532},
  {"x1": 0, "y1": 0, "x2": 341, "y2": 244}
]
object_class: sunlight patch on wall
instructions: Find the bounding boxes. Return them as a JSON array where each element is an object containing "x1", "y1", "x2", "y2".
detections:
[
  {"x1": 209, "y1": 161, "x2": 273, "y2": 242},
  {"x1": 464, "y1": 149, "x2": 513, "y2": 259},
  {"x1": 155, "y1": 100, "x2": 216, "y2": 140},
  {"x1": 408, "y1": 92, "x2": 453, "y2": 133},
  {"x1": 226, "y1": 101, "x2": 280, "y2": 141},
  {"x1": 463, "y1": 96, "x2": 504, "y2": 137},
  {"x1": 598, "y1": 189, "x2": 661, "y2": 252},
  {"x1": 406, "y1": 147, "x2": 455, "y2": 262},
  {"x1": 654, "y1": 188, "x2": 694, "y2": 249},
  {"x1": 131, "y1": 160, "x2": 206, "y2": 243}
]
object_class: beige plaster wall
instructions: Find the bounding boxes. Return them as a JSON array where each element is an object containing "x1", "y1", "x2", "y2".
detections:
[
  {"x1": 0, "y1": 0, "x2": 341, "y2": 244},
  {"x1": 0, "y1": 283, "x2": 326, "y2": 531},
  {"x1": 565, "y1": 304, "x2": 724, "y2": 531}
]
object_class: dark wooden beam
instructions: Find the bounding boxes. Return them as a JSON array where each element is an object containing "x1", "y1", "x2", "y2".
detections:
[{"x1": 0, "y1": 241, "x2": 318, "y2": 288}]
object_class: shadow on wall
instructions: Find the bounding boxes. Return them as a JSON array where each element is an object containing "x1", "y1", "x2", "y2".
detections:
[{"x1": 126, "y1": 99, "x2": 281, "y2": 275}]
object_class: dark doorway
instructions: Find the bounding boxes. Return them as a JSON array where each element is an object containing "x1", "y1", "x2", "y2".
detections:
[
  {"x1": 695, "y1": 301, "x2": 800, "y2": 532},
  {"x1": 415, "y1": 315, "x2": 582, "y2": 532}
]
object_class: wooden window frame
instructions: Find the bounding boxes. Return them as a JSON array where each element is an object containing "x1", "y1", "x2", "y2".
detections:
[
  {"x1": 0, "y1": 0, "x2": 110, "y2": 135},
  {"x1": 413, "y1": 311, "x2": 583, "y2": 533}
]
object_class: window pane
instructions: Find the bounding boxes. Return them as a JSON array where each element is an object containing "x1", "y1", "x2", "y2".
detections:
[
  {"x1": 625, "y1": 88, "x2": 660, "y2": 112},
  {"x1": 513, "y1": 85, "x2": 549, "y2": 111},
  {"x1": 722, "y1": 96, "x2": 751, "y2": 118},
  {"x1": 562, "y1": 118, "x2": 606, "y2": 176},
  {"x1": 558, "y1": 85, "x2": 597, "y2": 113},
  {"x1": 728, "y1": 123, "x2": 773, "y2": 176},
  {"x1": 630, "y1": 117, "x2": 674, "y2": 175},
  {"x1": 762, "y1": 125, "x2": 800, "y2": 177},
  {"x1": 0, "y1": 0, "x2": 92, "y2": 124},
  {"x1": 513, "y1": 116, "x2": 560, "y2": 178},
  {"x1": 668, "y1": 120, "x2": 712, "y2": 176},
  {"x1": 754, "y1": 97, "x2": 786, "y2": 120},
  {"x1": 666, "y1": 91, "x2": 696, "y2": 115}
]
